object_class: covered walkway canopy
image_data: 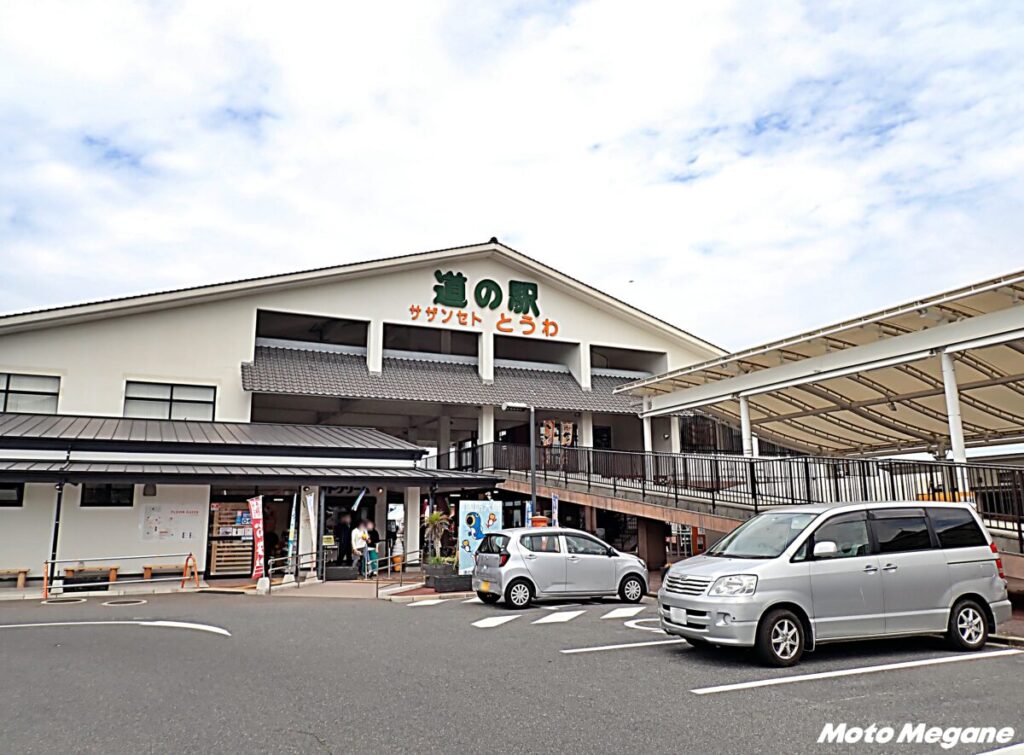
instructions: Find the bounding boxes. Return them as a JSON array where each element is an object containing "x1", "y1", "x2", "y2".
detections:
[{"x1": 617, "y1": 269, "x2": 1024, "y2": 459}]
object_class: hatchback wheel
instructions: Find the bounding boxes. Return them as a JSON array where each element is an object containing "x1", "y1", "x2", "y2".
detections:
[
  {"x1": 478, "y1": 591, "x2": 500, "y2": 605},
  {"x1": 947, "y1": 598, "x2": 988, "y2": 651},
  {"x1": 504, "y1": 579, "x2": 533, "y2": 610},
  {"x1": 756, "y1": 609, "x2": 804, "y2": 667},
  {"x1": 618, "y1": 575, "x2": 645, "y2": 603}
]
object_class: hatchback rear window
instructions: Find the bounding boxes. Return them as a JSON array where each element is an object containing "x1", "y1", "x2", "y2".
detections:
[
  {"x1": 929, "y1": 507, "x2": 987, "y2": 548},
  {"x1": 478, "y1": 534, "x2": 509, "y2": 554}
]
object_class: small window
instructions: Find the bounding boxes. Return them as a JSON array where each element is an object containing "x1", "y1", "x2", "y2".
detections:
[
  {"x1": 478, "y1": 534, "x2": 509, "y2": 554},
  {"x1": 929, "y1": 508, "x2": 988, "y2": 549},
  {"x1": 564, "y1": 534, "x2": 608, "y2": 556},
  {"x1": 870, "y1": 510, "x2": 933, "y2": 553},
  {"x1": 0, "y1": 373, "x2": 60, "y2": 414},
  {"x1": 0, "y1": 483, "x2": 24, "y2": 508},
  {"x1": 811, "y1": 513, "x2": 871, "y2": 559},
  {"x1": 124, "y1": 381, "x2": 216, "y2": 420},
  {"x1": 521, "y1": 534, "x2": 560, "y2": 553},
  {"x1": 80, "y1": 483, "x2": 135, "y2": 508}
]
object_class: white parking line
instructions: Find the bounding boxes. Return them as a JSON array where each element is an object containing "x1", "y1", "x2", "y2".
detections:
[
  {"x1": 562, "y1": 639, "x2": 688, "y2": 654},
  {"x1": 601, "y1": 606, "x2": 646, "y2": 620},
  {"x1": 977, "y1": 742, "x2": 1024, "y2": 755},
  {"x1": 407, "y1": 599, "x2": 447, "y2": 607},
  {"x1": 0, "y1": 620, "x2": 231, "y2": 637},
  {"x1": 462, "y1": 597, "x2": 483, "y2": 604},
  {"x1": 472, "y1": 616, "x2": 520, "y2": 629},
  {"x1": 691, "y1": 648, "x2": 1023, "y2": 695},
  {"x1": 532, "y1": 610, "x2": 586, "y2": 625}
]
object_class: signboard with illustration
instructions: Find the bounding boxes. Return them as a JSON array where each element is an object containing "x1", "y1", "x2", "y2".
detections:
[
  {"x1": 457, "y1": 499, "x2": 503, "y2": 575},
  {"x1": 407, "y1": 269, "x2": 562, "y2": 338},
  {"x1": 140, "y1": 503, "x2": 204, "y2": 542}
]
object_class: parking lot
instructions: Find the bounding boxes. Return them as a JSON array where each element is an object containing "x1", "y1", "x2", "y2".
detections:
[{"x1": 1, "y1": 592, "x2": 1022, "y2": 754}]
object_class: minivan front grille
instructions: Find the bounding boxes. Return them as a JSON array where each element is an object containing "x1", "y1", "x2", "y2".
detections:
[{"x1": 664, "y1": 574, "x2": 712, "y2": 596}]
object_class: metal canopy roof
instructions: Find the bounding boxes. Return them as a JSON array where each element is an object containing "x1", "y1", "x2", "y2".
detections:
[
  {"x1": 242, "y1": 345, "x2": 643, "y2": 414},
  {"x1": 0, "y1": 413, "x2": 425, "y2": 459},
  {"x1": 0, "y1": 459, "x2": 501, "y2": 488},
  {"x1": 617, "y1": 269, "x2": 1024, "y2": 456}
]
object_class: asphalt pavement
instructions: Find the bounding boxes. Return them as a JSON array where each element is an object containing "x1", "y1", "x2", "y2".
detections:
[{"x1": 1, "y1": 592, "x2": 1022, "y2": 754}]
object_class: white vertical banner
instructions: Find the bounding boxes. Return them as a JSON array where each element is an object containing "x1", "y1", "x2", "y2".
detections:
[
  {"x1": 301, "y1": 491, "x2": 317, "y2": 573},
  {"x1": 551, "y1": 494, "x2": 559, "y2": 527}
]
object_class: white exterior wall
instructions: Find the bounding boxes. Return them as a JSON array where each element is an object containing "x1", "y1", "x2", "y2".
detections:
[
  {"x1": 56, "y1": 484, "x2": 210, "y2": 574},
  {"x1": 0, "y1": 484, "x2": 57, "y2": 577},
  {"x1": 0, "y1": 253, "x2": 716, "y2": 419}
]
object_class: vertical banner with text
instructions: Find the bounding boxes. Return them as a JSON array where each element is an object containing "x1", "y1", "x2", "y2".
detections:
[{"x1": 248, "y1": 495, "x2": 266, "y2": 579}]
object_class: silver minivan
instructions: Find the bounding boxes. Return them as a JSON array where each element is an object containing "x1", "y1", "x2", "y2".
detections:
[
  {"x1": 472, "y1": 527, "x2": 649, "y2": 609},
  {"x1": 658, "y1": 501, "x2": 1011, "y2": 666}
]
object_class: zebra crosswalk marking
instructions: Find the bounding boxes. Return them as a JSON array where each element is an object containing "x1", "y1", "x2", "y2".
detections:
[
  {"x1": 601, "y1": 606, "x2": 646, "y2": 620},
  {"x1": 531, "y1": 610, "x2": 586, "y2": 625},
  {"x1": 407, "y1": 599, "x2": 446, "y2": 607},
  {"x1": 472, "y1": 616, "x2": 520, "y2": 629}
]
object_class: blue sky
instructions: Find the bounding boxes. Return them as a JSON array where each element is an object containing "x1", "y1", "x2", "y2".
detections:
[{"x1": 1, "y1": 1, "x2": 1022, "y2": 349}]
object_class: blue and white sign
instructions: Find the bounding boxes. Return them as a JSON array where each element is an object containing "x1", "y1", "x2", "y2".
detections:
[
  {"x1": 457, "y1": 500, "x2": 503, "y2": 575},
  {"x1": 551, "y1": 494, "x2": 559, "y2": 527}
]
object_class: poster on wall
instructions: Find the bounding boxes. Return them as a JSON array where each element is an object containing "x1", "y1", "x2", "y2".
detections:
[
  {"x1": 140, "y1": 503, "x2": 204, "y2": 542},
  {"x1": 457, "y1": 499, "x2": 503, "y2": 576},
  {"x1": 248, "y1": 495, "x2": 266, "y2": 579}
]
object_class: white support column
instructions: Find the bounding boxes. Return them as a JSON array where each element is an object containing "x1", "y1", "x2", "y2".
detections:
[
  {"x1": 579, "y1": 411, "x2": 594, "y2": 448},
  {"x1": 367, "y1": 319, "x2": 383, "y2": 374},
  {"x1": 578, "y1": 343, "x2": 592, "y2": 392},
  {"x1": 642, "y1": 415, "x2": 653, "y2": 453},
  {"x1": 438, "y1": 414, "x2": 451, "y2": 469},
  {"x1": 940, "y1": 351, "x2": 967, "y2": 463},
  {"x1": 478, "y1": 331, "x2": 494, "y2": 384},
  {"x1": 477, "y1": 404, "x2": 495, "y2": 446},
  {"x1": 739, "y1": 396, "x2": 754, "y2": 456},
  {"x1": 669, "y1": 415, "x2": 682, "y2": 454},
  {"x1": 403, "y1": 486, "x2": 421, "y2": 559}
]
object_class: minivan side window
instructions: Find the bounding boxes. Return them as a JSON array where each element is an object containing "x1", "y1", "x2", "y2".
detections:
[
  {"x1": 521, "y1": 534, "x2": 560, "y2": 553},
  {"x1": 870, "y1": 509, "x2": 933, "y2": 554},
  {"x1": 929, "y1": 508, "x2": 987, "y2": 549},
  {"x1": 810, "y1": 513, "x2": 871, "y2": 559}
]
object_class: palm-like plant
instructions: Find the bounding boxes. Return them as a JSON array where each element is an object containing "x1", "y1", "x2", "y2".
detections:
[{"x1": 422, "y1": 511, "x2": 451, "y2": 560}]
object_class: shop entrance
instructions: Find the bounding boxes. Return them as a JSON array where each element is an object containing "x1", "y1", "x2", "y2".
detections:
[{"x1": 206, "y1": 488, "x2": 300, "y2": 578}]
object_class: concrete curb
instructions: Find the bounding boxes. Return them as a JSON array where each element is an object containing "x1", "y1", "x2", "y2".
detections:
[
  {"x1": 991, "y1": 634, "x2": 1024, "y2": 648},
  {"x1": 388, "y1": 591, "x2": 476, "y2": 604}
]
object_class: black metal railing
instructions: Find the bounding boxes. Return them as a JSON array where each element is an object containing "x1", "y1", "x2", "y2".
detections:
[{"x1": 423, "y1": 442, "x2": 1024, "y2": 552}]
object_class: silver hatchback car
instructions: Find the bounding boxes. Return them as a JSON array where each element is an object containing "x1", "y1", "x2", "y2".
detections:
[
  {"x1": 472, "y1": 527, "x2": 649, "y2": 609},
  {"x1": 659, "y1": 501, "x2": 1011, "y2": 666}
]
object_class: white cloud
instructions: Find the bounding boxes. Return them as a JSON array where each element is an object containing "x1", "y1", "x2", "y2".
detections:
[{"x1": 1, "y1": 0, "x2": 1022, "y2": 349}]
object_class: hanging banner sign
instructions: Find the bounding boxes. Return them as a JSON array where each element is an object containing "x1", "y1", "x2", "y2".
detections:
[
  {"x1": 248, "y1": 495, "x2": 266, "y2": 579},
  {"x1": 457, "y1": 499, "x2": 503, "y2": 575},
  {"x1": 551, "y1": 494, "x2": 559, "y2": 527}
]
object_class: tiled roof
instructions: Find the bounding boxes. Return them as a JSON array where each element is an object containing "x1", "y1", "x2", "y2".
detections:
[{"x1": 241, "y1": 346, "x2": 642, "y2": 414}]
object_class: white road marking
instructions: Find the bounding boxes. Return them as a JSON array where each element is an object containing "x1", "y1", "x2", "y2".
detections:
[
  {"x1": 471, "y1": 616, "x2": 520, "y2": 629},
  {"x1": 532, "y1": 610, "x2": 586, "y2": 625},
  {"x1": 602, "y1": 606, "x2": 645, "y2": 620},
  {"x1": 562, "y1": 639, "x2": 688, "y2": 654},
  {"x1": 379, "y1": 582, "x2": 423, "y2": 596},
  {"x1": 541, "y1": 603, "x2": 581, "y2": 610},
  {"x1": 462, "y1": 597, "x2": 483, "y2": 604},
  {"x1": 407, "y1": 599, "x2": 447, "y2": 607},
  {"x1": 691, "y1": 648, "x2": 1023, "y2": 696},
  {"x1": 977, "y1": 742, "x2": 1024, "y2": 755},
  {"x1": 624, "y1": 617, "x2": 665, "y2": 633},
  {"x1": 0, "y1": 620, "x2": 231, "y2": 637}
]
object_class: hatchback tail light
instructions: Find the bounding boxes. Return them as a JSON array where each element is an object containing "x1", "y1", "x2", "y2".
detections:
[
  {"x1": 499, "y1": 552, "x2": 510, "y2": 567},
  {"x1": 991, "y1": 542, "x2": 1005, "y2": 579}
]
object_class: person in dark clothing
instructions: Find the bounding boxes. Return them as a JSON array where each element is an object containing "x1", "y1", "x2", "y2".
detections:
[
  {"x1": 366, "y1": 520, "x2": 382, "y2": 577},
  {"x1": 334, "y1": 512, "x2": 353, "y2": 566}
]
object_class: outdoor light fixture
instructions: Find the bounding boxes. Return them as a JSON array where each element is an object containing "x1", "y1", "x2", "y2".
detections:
[{"x1": 142, "y1": 483, "x2": 157, "y2": 497}]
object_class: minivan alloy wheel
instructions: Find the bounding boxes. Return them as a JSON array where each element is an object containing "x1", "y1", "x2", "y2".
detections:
[
  {"x1": 770, "y1": 619, "x2": 800, "y2": 661},
  {"x1": 957, "y1": 606, "x2": 984, "y2": 645}
]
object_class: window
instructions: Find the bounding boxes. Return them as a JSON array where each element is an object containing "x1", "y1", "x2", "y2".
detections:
[
  {"x1": 811, "y1": 513, "x2": 871, "y2": 559},
  {"x1": 870, "y1": 509, "x2": 933, "y2": 553},
  {"x1": 123, "y1": 381, "x2": 216, "y2": 420},
  {"x1": 0, "y1": 373, "x2": 59, "y2": 414},
  {"x1": 80, "y1": 483, "x2": 135, "y2": 508},
  {"x1": 564, "y1": 534, "x2": 608, "y2": 556},
  {"x1": 707, "y1": 511, "x2": 817, "y2": 559},
  {"x1": 521, "y1": 534, "x2": 560, "y2": 553},
  {"x1": 0, "y1": 483, "x2": 24, "y2": 508},
  {"x1": 929, "y1": 507, "x2": 987, "y2": 549},
  {"x1": 478, "y1": 534, "x2": 509, "y2": 554}
]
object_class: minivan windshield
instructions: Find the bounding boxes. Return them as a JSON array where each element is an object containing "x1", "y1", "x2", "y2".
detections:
[{"x1": 706, "y1": 511, "x2": 817, "y2": 559}]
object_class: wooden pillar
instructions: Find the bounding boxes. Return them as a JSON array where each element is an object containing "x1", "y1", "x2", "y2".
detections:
[{"x1": 637, "y1": 517, "x2": 667, "y2": 572}]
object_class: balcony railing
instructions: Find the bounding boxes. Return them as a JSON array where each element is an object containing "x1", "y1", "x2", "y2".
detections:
[{"x1": 422, "y1": 442, "x2": 1024, "y2": 553}]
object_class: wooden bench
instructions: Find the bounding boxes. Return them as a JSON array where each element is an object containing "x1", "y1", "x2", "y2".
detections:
[
  {"x1": 64, "y1": 565, "x2": 119, "y2": 583},
  {"x1": 143, "y1": 563, "x2": 185, "y2": 580},
  {"x1": 0, "y1": 568, "x2": 30, "y2": 589}
]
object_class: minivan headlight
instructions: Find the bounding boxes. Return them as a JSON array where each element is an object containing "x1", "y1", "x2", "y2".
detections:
[{"x1": 709, "y1": 575, "x2": 757, "y2": 596}]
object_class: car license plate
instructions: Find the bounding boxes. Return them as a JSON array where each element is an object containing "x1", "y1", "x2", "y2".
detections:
[
  {"x1": 670, "y1": 607, "x2": 687, "y2": 625},
  {"x1": 481, "y1": 581, "x2": 490, "y2": 592}
]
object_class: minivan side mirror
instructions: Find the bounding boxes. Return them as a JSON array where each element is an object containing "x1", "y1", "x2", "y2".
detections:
[{"x1": 813, "y1": 540, "x2": 838, "y2": 559}]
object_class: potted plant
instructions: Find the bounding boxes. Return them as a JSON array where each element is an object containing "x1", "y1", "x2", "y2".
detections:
[{"x1": 422, "y1": 511, "x2": 452, "y2": 586}]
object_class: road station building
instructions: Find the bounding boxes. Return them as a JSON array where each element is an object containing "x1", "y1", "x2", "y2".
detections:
[{"x1": 0, "y1": 239, "x2": 732, "y2": 584}]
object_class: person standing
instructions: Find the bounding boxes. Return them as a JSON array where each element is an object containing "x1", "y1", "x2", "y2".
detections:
[
  {"x1": 366, "y1": 520, "x2": 381, "y2": 578},
  {"x1": 351, "y1": 520, "x2": 369, "y2": 578},
  {"x1": 333, "y1": 512, "x2": 353, "y2": 566}
]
